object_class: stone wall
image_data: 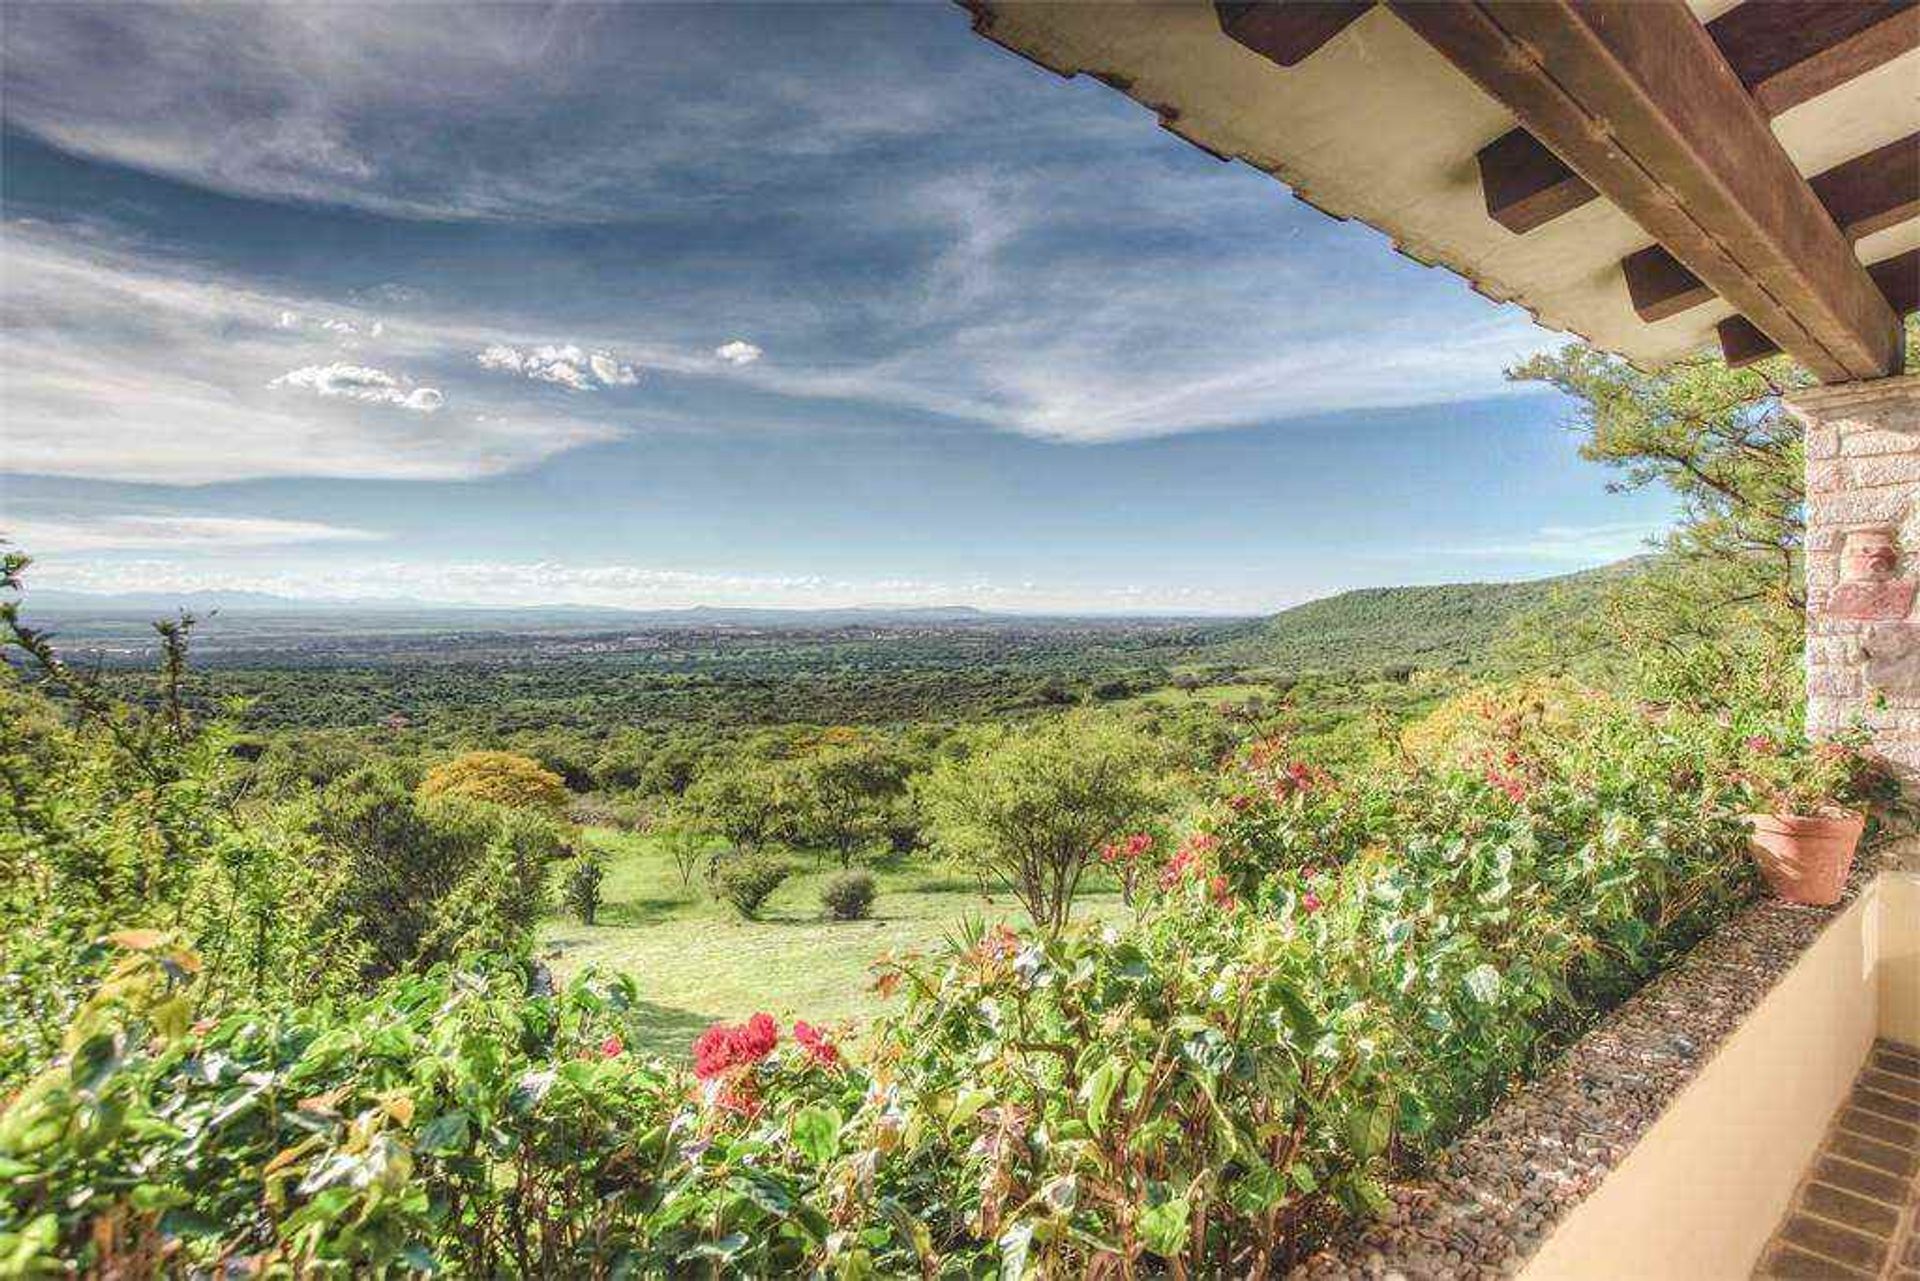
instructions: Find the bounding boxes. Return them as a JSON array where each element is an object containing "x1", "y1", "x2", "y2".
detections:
[{"x1": 1793, "y1": 373, "x2": 1920, "y2": 785}]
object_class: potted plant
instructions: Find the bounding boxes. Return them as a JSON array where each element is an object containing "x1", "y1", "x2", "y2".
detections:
[{"x1": 1737, "y1": 728, "x2": 1894, "y2": 905}]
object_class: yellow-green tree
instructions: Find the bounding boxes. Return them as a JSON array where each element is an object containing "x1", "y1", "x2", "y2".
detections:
[{"x1": 417, "y1": 750, "x2": 570, "y2": 817}]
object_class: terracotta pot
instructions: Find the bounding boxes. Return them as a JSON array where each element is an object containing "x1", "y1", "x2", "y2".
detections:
[
  {"x1": 1841, "y1": 528, "x2": 1899, "y2": 582},
  {"x1": 1746, "y1": 812, "x2": 1864, "y2": 906}
]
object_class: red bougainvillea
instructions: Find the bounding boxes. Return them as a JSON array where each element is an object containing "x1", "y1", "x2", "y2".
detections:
[
  {"x1": 692, "y1": 1012, "x2": 779, "y2": 1082},
  {"x1": 793, "y1": 1020, "x2": 840, "y2": 1067}
]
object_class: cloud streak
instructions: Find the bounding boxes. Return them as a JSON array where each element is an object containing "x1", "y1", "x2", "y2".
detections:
[{"x1": 5, "y1": 513, "x2": 383, "y2": 554}]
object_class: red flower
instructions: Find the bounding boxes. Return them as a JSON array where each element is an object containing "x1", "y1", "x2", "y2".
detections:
[
  {"x1": 1744, "y1": 734, "x2": 1777, "y2": 755},
  {"x1": 692, "y1": 1012, "x2": 779, "y2": 1081},
  {"x1": 598, "y1": 1034, "x2": 624, "y2": 1059},
  {"x1": 793, "y1": 1020, "x2": 840, "y2": 1067},
  {"x1": 1301, "y1": 890, "x2": 1323, "y2": 914},
  {"x1": 1206, "y1": 874, "x2": 1237, "y2": 911},
  {"x1": 1484, "y1": 767, "x2": 1529, "y2": 804},
  {"x1": 1227, "y1": 794, "x2": 1253, "y2": 813}
]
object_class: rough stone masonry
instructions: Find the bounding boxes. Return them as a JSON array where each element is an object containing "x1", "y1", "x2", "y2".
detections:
[{"x1": 1793, "y1": 372, "x2": 1920, "y2": 850}]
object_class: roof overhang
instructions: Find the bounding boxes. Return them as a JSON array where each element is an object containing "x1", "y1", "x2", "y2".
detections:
[{"x1": 963, "y1": 0, "x2": 1919, "y2": 381}]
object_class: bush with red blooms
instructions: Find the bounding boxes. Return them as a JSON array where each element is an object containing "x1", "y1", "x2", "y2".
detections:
[{"x1": 1096, "y1": 830, "x2": 1155, "y2": 903}]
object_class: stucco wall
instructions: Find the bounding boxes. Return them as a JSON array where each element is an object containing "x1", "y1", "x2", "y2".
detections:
[{"x1": 1520, "y1": 872, "x2": 1918, "y2": 1281}]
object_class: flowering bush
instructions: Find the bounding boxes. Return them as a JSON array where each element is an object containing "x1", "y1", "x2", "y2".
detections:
[
  {"x1": 4, "y1": 680, "x2": 1833, "y2": 1276},
  {"x1": 1732, "y1": 725, "x2": 1897, "y2": 817}
]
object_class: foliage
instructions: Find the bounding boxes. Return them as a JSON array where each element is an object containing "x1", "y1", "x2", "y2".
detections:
[
  {"x1": 708, "y1": 851, "x2": 793, "y2": 919},
  {"x1": 1731, "y1": 723, "x2": 1898, "y2": 818},
  {"x1": 310, "y1": 766, "x2": 560, "y2": 981},
  {"x1": 655, "y1": 818, "x2": 711, "y2": 891},
  {"x1": 563, "y1": 853, "x2": 605, "y2": 924},
  {"x1": 417, "y1": 750, "x2": 572, "y2": 817},
  {"x1": 684, "y1": 760, "x2": 794, "y2": 852},
  {"x1": 790, "y1": 741, "x2": 910, "y2": 867},
  {"x1": 0, "y1": 940, "x2": 864, "y2": 1276},
  {"x1": 4, "y1": 676, "x2": 1771, "y2": 1277},
  {"x1": 819, "y1": 870, "x2": 877, "y2": 921},
  {"x1": 919, "y1": 716, "x2": 1166, "y2": 932}
]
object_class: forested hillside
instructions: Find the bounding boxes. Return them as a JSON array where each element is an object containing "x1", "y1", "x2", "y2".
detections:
[{"x1": 1198, "y1": 561, "x2": 1636, "y2": 676}]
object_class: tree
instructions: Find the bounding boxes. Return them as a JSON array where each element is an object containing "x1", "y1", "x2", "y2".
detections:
[
  {"x1": 791, "y1": 742, "x2": 909, "y2": 867},
  {"x1": 683, "y1": 759, "x2": 794, "y2": 853},
  {"x1": 919, "y1": 717, "x2": 1164, "y2": 933},
  {"x1": 418, "y1": 751, "x2": 571, "y2": 818},
  {"x1": 1507, "y1": 320, "x2": 1918, "y2": 648}
]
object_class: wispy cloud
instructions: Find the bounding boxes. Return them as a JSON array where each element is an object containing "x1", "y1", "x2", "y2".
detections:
[
  {"x1": 0, "y1": 226, "x2": 620, "y2": 483},
  {"x1": 5, "y1": 513, "x2": 383, "y2": 554},
  {"x1": 1435, "y1": 521, "x2": 1664, "y2": 563}
]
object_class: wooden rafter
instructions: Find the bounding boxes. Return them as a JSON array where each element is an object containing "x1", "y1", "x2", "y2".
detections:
[
  {"x1": 1216, "y1": 1, "x2": 1373, "y2": 68},
  {"x1": 1388, "y1": 0, "x2": 1902, "y2": 381},
  {"x1": 1706, "y1": 0, "x2": 1918, "y2": 116},
  {"x1": 1624, "y1": 134, "x2": 1920, "y2": 323},
  {"x1": 1475, "y1": 128, "x2": 1596, "y2": 235},
  {"x1": 1467, "y1": 2, "x2": 1919, "y2": 235},
  {"x1": 1720, "y1": 249, "x2": 1919, "y2": 367}
]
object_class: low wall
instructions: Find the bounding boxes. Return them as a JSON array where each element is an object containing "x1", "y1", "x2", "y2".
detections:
[
  {"x1": 1291, "y1": 868, "x2": 1918, "y2": 1280},
  {"x1": 1521, "y1": 874, "x2": 1909, "y2": 1281}
]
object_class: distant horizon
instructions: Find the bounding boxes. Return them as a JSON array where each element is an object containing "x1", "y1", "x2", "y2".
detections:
[
  {"x1": 2, "y1": 4, "x2": 1673, "y2": 615},
  {"x1": 8, "y1": 558, "x2": 1624, "y2": 622}
]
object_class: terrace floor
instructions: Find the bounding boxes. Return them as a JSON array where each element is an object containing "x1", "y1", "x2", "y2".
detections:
[{"x1": 1755, "y1": 1041, "x2": 1920, "y2": 1280}]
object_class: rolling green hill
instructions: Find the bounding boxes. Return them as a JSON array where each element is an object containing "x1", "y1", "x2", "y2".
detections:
[{"x1": 1197, "y1": 561, "x2": 1638, "y2": 677}]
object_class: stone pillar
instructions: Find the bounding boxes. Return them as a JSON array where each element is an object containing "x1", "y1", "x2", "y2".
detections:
[{"x1": 1793, "y1": 373, "x2": 1920, "y2": 795}]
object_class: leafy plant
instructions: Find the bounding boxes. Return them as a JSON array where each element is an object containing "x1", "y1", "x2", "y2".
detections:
[
  {"x1": 820, "y1": 870, "x2": 876, "y2": 921},
  {"x1": 709, "y1": 850, "x2": 792, "y2": 919},
  {"x1": 417, "y1": 750, "x2": 572, "y2": 817},
  {"x1": 562, "y1": 852, "x2": 605, "y2": 924}
]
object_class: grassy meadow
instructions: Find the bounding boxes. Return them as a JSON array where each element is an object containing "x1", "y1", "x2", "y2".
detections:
[{"x1": 539, "y1": 829, "x2": 1129, "y2": 1058}]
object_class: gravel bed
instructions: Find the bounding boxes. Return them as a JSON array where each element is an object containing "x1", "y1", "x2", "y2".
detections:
[{"x1": 1288, "y1": 864, "x2": 1880, "y2": 1280}]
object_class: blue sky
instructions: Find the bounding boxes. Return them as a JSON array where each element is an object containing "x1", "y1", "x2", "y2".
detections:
[{"x1": 0, "y1": 2, "x2": 1673, "y2": 614}]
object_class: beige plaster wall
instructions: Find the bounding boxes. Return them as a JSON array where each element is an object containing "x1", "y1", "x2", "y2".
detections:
[
  {"x1": 1521, "y1": 875, "x2": 1914, "y2": 1281},
  {"x1": 1882, "y1": 872, "x2": 1920, "y2": 1046}
]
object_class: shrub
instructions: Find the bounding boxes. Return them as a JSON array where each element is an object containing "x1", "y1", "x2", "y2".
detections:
[
  {"x1": 709, "y1": 851, "x2": 791, "y2": 918},
  {"x1": 919, "y1": 716, "x2": 1165, "y2": 932},
  {"x1": 563, "y1": 853, "x2": 605, "y2": 924},
  {"x1": 820, "y1": 870, "x2": 877, "y2": 920},
  {"x1": 417, "y1": 750, "x2": 571, "y2": 817}
]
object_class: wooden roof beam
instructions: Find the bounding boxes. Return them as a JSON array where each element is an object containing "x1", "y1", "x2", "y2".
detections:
[
  {"x1": 1707, "y1": 0, "x2": 1918, "y2": 117},
  {"x1": 1624, "y1": 134, "x2": 1920, "y2": 322},
  {"x1": 1721, "y1": 249, "x2": 1920, "y2": 367},
  {"x1": 1473, "y1": 2, "x2": 1919, "y2": 235},
  {"x1": 1216, "y1": 2, "x2": 1374, "y2": 68},
  {"x1": 1389, "y1": 0, "x2": 1902, "y2": 381}
]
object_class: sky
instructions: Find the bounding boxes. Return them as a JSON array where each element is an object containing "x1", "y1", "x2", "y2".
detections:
[{"x1": 0, "y1": 2, "x2": 1676, "y2": 616}]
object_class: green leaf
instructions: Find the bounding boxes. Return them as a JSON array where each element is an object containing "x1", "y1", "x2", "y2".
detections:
[
  {"x1": 1082, "y1": 1060, "x2": 1122, "y2": 1130},
  {"x1": 997, "y1": 1220, "x2": 1034, "y2": 1280},
  {"x1": 1344, "y1": 1104, "x2": 1392, "y2": 1159},
  {"x1": 1461, "y1": 963, "x2": 1501, "y2": 1005},
  {"x1": 790, "y1": 1105, "x2": 842, "y2": 1166},
  {"x1": 415, "y1": 1111, "x2": 470, "y2": 1155},
  {"x1": 1138, "y1": 1197, "x2": 1190, "y2": 1258}
]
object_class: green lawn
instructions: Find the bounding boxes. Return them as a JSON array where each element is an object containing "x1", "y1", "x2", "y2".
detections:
[{"x1": 539, "y1": 830, "x2": 1127, "y2": 1059}]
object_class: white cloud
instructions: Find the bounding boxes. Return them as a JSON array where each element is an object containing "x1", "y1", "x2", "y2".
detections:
[
  {"x1": 6, "y1": 513, "x2": 382, "y2": 554},
  {"x1": 714, "y1": 339, "x2": 763, "y2": 366},
  {"x1": 270, "y1": 362, "x2": 444, "y2": 412},
  {"x1": 474, "y1": 342, "x2": 639, "y2": 391},
  {"x1": 0, "y1": 226, "x2": 620, "y2": 483}
]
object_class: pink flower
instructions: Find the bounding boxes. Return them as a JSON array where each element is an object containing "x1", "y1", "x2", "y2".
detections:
[
  {"x1": 1301, "y1": 890, "x2": 1323, "y2": 914},
  {"x1": 1744, "y1": 734, "x2": 1777, "y2": 755},
  {"x1": 599, "y1": 1034, "x2": 624, "y2": 1059},
  {"x1": 793, "y1": 1020, "x2": 840, "y2": 1067},
  {"x1": 692, "y1": 1012, "x2": 779, "y2": 1081}
]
